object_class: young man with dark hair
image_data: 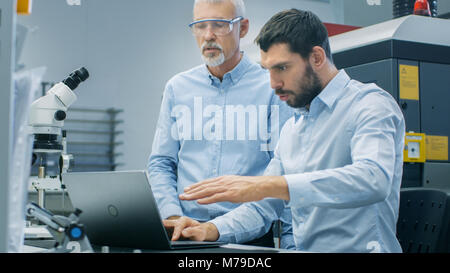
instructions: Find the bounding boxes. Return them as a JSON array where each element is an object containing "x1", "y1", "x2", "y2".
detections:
[{"x1": 165, "y1": 9, "x2": 405, "y2": 253}]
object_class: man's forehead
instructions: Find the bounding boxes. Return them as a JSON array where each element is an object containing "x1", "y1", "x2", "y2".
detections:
[
  {"x1": 260, "y1": 43, "x2": 294, "y2": 67},
  {"x1": 193, "y1": 1, "x2": 235, "y2": 20}
]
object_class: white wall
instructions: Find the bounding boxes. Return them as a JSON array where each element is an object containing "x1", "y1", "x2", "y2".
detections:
[{"x1": 18, "y1": 0, "x2": 340, "y2": 170}]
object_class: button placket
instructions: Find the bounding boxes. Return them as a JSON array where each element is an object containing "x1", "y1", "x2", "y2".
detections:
[{"x1": 215, "y1": 82, "x2": 227, "y2": 177}]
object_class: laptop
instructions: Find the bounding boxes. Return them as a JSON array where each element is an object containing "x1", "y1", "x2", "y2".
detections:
[{"x1": 63, "y1": 170, "x2": 225, "y2": 250}]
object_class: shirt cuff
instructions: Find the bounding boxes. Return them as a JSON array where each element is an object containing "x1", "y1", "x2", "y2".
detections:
[
  {"x1": 159, "y1": 203, "x2": 183, "y2": 220},
  {"x1": 209, "y1": 217, "x2": 237, "y2": 243},
  {"x1": 284, "y1": 173, "x2": 314, "y2": 208}
]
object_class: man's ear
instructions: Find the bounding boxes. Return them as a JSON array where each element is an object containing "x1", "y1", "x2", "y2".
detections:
[
  {"x1": 239, "y1": 18, "x2": 249, "y2": 38},
  {"x1": 309, "y1": 46, "x2": 326, "y2": 69}
]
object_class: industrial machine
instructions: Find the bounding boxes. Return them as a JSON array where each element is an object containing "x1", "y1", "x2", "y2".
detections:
[
  {"x1": 28, "y1": 67, "x2": 89, "y2": 208},
  {"x1": 330, "y1": 15, "x2": 450, "y2": 188}
]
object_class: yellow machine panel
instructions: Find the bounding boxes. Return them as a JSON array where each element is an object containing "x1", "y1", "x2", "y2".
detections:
[
  {"x1": 17, "y1": 0, "x2": 32, "y2": 15},
  {"x1": 404, "y1": 132, "x2": 426, "y2": 163}
]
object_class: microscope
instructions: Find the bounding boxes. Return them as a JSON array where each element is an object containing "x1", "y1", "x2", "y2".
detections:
[
  {"x1": 26, "y1": 202, "x2": 93, "y2": 253},
  {"x1": 28, "y1": 67, "x2": 89, "y2": 209}
]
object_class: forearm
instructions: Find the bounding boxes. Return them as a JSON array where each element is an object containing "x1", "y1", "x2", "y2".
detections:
[
  {"x1": 260, "y1": 176, "x2": 290, "y2": 201},
  {"x1": 210, "y1": 198, "x2": 284, "y2": 243}
]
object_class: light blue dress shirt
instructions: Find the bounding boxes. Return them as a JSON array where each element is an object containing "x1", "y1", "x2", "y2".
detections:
[
  {"x1": 148, "y1": 53, "x2": 294, "y2": 223},
  {"x1": 210, "y1": 70, "x2": 405, "y2": 253}
]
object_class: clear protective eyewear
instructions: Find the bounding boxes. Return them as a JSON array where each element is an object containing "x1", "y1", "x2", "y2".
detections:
[{"x1": 188, "y1": 16, "x2": 243, "y2": 36}]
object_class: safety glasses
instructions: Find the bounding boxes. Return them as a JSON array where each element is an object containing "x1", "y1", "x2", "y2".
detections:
[{"x1": 188, "y1": 16, "x2": 243, "y2": 36}]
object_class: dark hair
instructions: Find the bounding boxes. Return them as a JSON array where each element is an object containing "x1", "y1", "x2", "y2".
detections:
[{"x1": 255, "y1": 9, "x2": 332, "y2": 62}]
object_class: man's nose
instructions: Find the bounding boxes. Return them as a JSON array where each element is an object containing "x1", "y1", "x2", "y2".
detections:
[
  {"x1": 203, "y1": 25, "x2": 216, "y2": 41},
  {"x1": 270, "y1": 74, "x2": 283, "y2": 91}
]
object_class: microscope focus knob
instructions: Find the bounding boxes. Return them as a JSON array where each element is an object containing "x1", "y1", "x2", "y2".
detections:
[
  {"x1": 67, "y1": 224, "x2": 85, "y2": 241},
  {"x1": 54, "y1": 110, "x2": 67, "y2": 121}
]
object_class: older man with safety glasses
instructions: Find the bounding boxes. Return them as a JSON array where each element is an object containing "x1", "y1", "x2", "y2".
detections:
[{"x1": 148, "y1": 0, "x2": 294, "y2": 248}]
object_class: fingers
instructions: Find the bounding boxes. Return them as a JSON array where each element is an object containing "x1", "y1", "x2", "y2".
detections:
[
  {"x1": 184, "y1": 176, "x2": 223, "y2": 193},
  {"x1": 162, "y1": 218, "x2": 215, "y2": 242},
  {"x1": 181, "y1": 176, "x2": 236, "y2": 201},
  {"x1": 172, "y1": 222, "x2": 183, "y2": 241},
  {"x1": 181, "y1": 226, "x2": 206, "y2": 241},
  {"x1": 162, "y1": 219, "x2": 182, "y2": 241},
  {"x1": 180, "y1": 175, "x2": 254, "y2": 203},
  {"x1": 180, "y1": 185, "x2": 227, "y2": 201},
  {"x1": 181, "y1": 222, "x2": 218, "y2": 241},
  {"x1": 162, "y1": 219, "x2": 176, "y2": 228},
  {"x1": 163, "y1": 217, "x2": 203, "y2": 241}
]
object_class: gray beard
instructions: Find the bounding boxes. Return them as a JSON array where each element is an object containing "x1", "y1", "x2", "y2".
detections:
[{"x1": 202, "y1": 52, "x2": 225, "y2": 67}]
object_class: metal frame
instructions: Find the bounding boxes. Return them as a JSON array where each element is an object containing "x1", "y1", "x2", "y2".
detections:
[
  {"x1": 0, "y1": 0, "x2": 16, "y2": 252},
  {"x1": 64, "y1": 107, "x2": 124, "y2": 171}
]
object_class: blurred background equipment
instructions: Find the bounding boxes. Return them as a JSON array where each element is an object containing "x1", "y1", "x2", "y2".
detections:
[
  {"x1": 413, "y1": 0, "x2": 432, "y2": 16},
  {"x1": 331, "y1": 15, "x2": 450, "y2": 190},
  {"x1": 25, "y1": 202, "x2": 93, "y2": 253},
  {"x1": 394, "y1": 0, "x2": 438, "y2": 18},
  {"x1": 28, "y1": 67, "x2": 89, "y2": 209},
  {"x1": 60, "y1": 107, "x2": 124, "y2": 173},
  {"x1": 9, "y1": 67, "x2": 46, "y2": 252},
  {"x1": 1, "y1": 0, "x2": 19, "y2": 253},
  {"x1": 16, "y1": 0, "x2": 32, "y2": 15},
  {"x1": 396, "y1": 187, "x2": 450, "y2": 253},
  {"x1": 27, "y1": 106, "x2": 124, "y2": 216}
]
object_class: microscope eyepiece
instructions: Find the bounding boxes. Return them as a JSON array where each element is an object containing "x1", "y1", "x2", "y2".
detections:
[
  {"x1": 62, "y1": 67, "x2": 89, "y2": 90},
  {"x1": 75, "y1": 67, "x2": 89, "y2": 81}
]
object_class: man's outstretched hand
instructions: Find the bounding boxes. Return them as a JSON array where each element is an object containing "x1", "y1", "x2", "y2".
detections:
[{"x1": 179, "y1": 175, "x2": 290, "y2": 204}]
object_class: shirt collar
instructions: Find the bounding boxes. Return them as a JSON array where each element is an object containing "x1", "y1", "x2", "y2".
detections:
[
  {"x1": 204, "y1": 52, "x2": 251, "y2": 86},
  {"x1": 293, "y1": 108, "x2": 308, "y2": 122},
  {"x1": 293, "y1": 69, "x2": 350, "y2": 122},
  {"x1": 316, "y1": 69, "x2": 350, "y2": 110}
]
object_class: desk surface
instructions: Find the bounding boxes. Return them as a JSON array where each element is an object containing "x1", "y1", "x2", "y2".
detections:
[
  {"x1": 98, "y1": 243, "x2": 301, "y2": 253},
  {"x1": 24, "y1": 239, "x2": 302, "y2": 253}
]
